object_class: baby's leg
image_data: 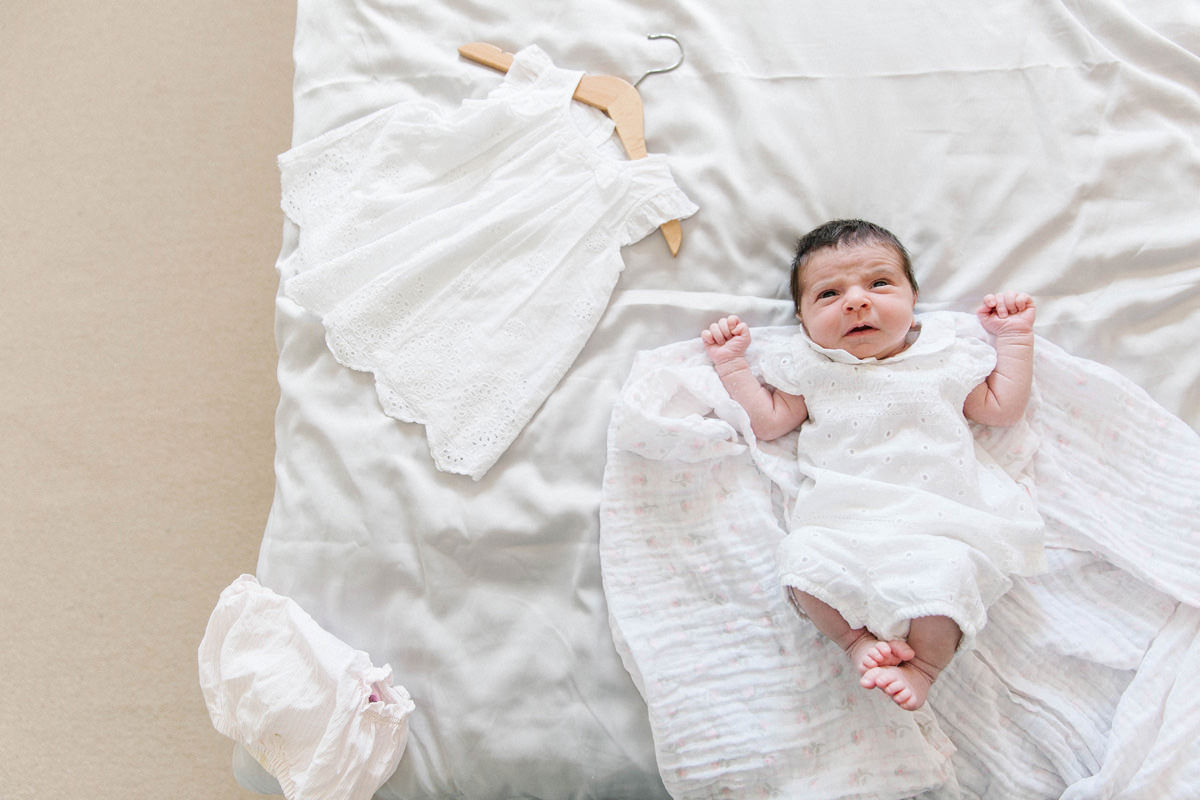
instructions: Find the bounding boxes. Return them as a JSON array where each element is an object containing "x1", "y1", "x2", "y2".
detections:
[
  {"x1": 861, "y1": 615, "x2": 961, "y2": 711},
  {"x1": 787, "y1": 589, "x2": 913, "y2": 674}
]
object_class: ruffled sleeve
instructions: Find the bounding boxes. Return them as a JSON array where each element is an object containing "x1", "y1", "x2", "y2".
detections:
[
  {"x1": 916, "y1": 311, "x2": 997, "y2": 402},
  {"x1": 753, "y1": 328, "x2": 823, "y2": 397},
  {"x1": 945, "y1": 327, "x2": 998, "y2": 395},
  {"x1": 619, "y1": 157, "x2": 699, "y2": 246},
  {"x1": 486, "y1": 45, "x2": 584, "y2": 117}
]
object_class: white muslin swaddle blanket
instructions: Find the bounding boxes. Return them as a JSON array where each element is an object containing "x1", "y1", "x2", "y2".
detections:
[
  {"x1": 198, "y1": 574, "x2": 415, "y2": 800},
  {"x1": 600, "y1": 314, "x2": 1200, "y2": 799}
]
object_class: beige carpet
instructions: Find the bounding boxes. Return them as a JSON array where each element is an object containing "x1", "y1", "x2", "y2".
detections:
[{"x1": 2, "y1": 2, "x2": 295, "y2": 797}]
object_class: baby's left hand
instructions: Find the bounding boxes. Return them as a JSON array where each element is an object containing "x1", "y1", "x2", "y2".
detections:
[{"x1": 977, "y1": 292, "x2": 1036, "y2": 337}]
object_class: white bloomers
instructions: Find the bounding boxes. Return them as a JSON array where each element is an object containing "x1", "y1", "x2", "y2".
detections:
[{"x1": 198, "y1": 574, "x2": 414, "y2": 800}]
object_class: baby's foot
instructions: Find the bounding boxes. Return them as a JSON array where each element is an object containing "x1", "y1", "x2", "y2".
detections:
[
  {"x1": 861, "y1": 661, "x2": 938, "y2": 711},
  {"x1": 858, "y1": 639, "x2": 915, "y2": 675},
  {"x1": 841, "y1": 633, "x2": 912, "y2": 675},
  {"x1": 841, "y1": 631, "x2": 881, "y2": 674}
]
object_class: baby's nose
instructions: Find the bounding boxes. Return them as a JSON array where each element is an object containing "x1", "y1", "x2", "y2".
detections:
[{"x1": 843, "y1": 289, "x2": 871, "y2": 309}]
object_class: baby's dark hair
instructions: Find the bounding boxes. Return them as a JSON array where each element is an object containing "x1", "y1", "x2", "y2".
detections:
[{"x1": 788, "y1": 219, "x2": 917, "y2": 312}]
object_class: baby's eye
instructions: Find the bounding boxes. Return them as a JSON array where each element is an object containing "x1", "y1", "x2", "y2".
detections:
[
  {"x1": 871, "y1": 279, "x2": 892, "y2": 288},
  {"x1": 816, "y1": 289, "x2": 838, "y2": 300}
]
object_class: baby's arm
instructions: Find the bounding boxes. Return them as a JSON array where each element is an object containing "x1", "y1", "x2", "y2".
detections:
[
  {"x1": 701, "y1": 315, "x2": 809, "y2": 440},
  {"x1": 963, "y1": 292, "x2": 1036, "y2": 427}
]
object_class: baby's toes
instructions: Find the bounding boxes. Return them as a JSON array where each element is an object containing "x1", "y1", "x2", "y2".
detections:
[
  {"x1": 859, "y1": 644, "x2": 882, "y2": 670},
  {"x1": 891, "y1": 686, "x2": 918, "y2": 710},
  {"x1": 888, "y1": 639, "x2": 915, "y2": 663},
  {"x1": 864, "y1": 640, "x2": 912, "y2": 669},
  {"x1": 860, "y1": 644, "x2": 892, "y2": 673},
  {"x1": 876, "y1": 675, "x2": 914, "y2": 708}
]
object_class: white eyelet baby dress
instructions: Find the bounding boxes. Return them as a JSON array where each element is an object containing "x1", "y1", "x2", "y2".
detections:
[
  {"x1": 276, "y1": 45, "x2": 698, "y2": 479},
  {"x1": 759, "y1": 312, "x2": 1046, "y2": 648}
]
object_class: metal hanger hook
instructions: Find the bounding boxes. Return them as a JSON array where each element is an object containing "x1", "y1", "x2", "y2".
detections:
[{"x1": 633, "y1": 33, "x2": 684, "y2": 87}]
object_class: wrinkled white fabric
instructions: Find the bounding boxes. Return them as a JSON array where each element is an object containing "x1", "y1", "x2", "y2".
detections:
[
  {"x1": 763, "y1": 312, "x2": 1046, "y2": 646},
  {"x1": 600, "y1": 315, "x2": 1200, "y2": 799},
  {"x1": 198, "y1": 575, "x2": 415, "y2": 800},
  {"x1": 257, "y1": 0, "x2": 1200, "y2": 795},
  {"x1": 277, "y1": 44, "x2": 697, "y2": 480}
]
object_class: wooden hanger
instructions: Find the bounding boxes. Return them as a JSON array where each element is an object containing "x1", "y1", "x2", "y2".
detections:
[{"x1": 458, "y1": 42, "x2": 683, "y2": 256}]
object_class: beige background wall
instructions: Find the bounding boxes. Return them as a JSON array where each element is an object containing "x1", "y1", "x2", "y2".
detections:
[{"x1": 3, "y1": 3, "x2": 294, "y2": 797}]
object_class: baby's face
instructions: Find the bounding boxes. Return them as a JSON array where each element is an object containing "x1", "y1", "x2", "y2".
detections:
[{"x1": 796, "y1": 241, "x2": 917, "y2": 360}]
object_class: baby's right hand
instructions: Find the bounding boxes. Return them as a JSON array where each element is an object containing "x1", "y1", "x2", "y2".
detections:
[{"x1": 701, "y1": 315, "x2": 751, "y2": 364}]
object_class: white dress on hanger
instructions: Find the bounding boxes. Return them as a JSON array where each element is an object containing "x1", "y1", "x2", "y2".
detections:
[{"x1": 277, "y1": 45, "x2": 698, "y2": 479}]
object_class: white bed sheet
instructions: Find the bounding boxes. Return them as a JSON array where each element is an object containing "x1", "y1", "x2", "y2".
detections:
[{"x1": 243, "y1": 1, "x2": 1200, "y2": 797}]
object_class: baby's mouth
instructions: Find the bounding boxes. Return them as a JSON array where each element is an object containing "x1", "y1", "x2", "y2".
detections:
[{"x1": 846, "y1": 324, "x2": 876, "y2": 335}]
